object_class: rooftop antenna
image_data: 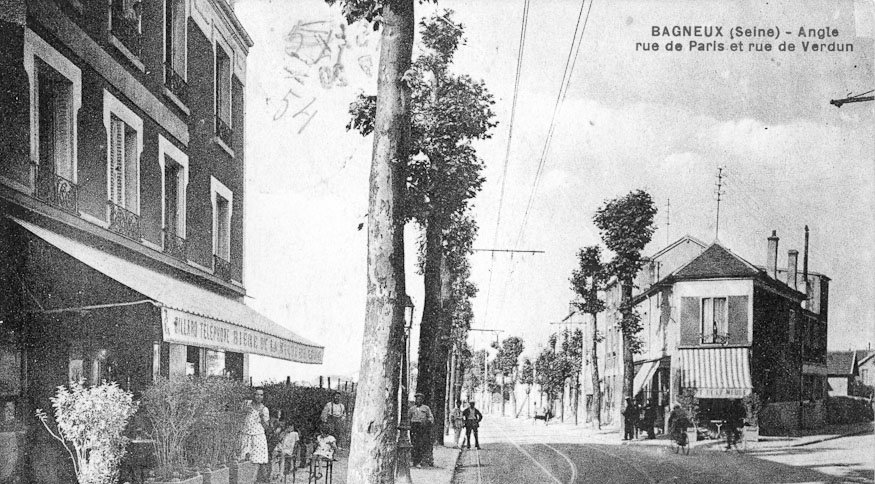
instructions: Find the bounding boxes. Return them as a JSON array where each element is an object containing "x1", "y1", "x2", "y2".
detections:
[
  {"x1": 666, "y1": 198, "x2": 671, "y2": 246},
  {"x1": 715, "y1": 167, "x2": 725, "y2": 239}
]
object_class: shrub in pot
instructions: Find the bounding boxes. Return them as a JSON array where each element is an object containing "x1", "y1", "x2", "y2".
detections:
[
  {"x1": 185, "y1": 378, "x2": 249, "y2": 484},
  {"x1": 35, "y1": 380, "x2": 138, "y2": 484},
  {"x1": 742, "y1": 393, "x2": 761, "y2": 443}
]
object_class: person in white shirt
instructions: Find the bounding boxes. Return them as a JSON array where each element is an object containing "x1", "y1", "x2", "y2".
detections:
[
  {"x1": 320, "y1": 392, "x2": 346, "y2": 444},
  {"x1": 272, "y1": 422, "x2": 300, "y2": 479},
  {"x1": 313, "y1": 425, "x2": 338, "y2": 460}
]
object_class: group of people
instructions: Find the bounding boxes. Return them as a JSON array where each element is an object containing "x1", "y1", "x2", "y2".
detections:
[
  {"x1": 239, "y1": 388, "x2": 346, "y2": 482},
  {"x1": 621, "y1": 397, "x2": 661, "y2": 440},
  {"x1": 410, "y1": 394, "x2": 484, "y2": 468}
]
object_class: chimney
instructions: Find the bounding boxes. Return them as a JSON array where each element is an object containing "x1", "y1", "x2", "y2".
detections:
[
  {"x1": 766, "y1": 230, "x2": 779, "y2": 278},
  {"x1": 787, "y1": 249, "x2": 799, "y2": 290},
  {"x1": 802, "y1": 225, "x2": 810, "y2": 310}
]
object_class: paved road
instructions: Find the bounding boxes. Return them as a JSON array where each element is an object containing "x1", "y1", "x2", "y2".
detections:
[{"x1": 452, "y1": 416, "x2": 874, "y2": 484}]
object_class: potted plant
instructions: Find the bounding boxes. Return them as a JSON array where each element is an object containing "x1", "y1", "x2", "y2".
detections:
[
  {"x1": 742, "y1": 393, "x2": 761, "y2": 444},
  {"x1": 677, "y1": 388, "x2": 700, "y2": 443},
  {"x1": 187, "y1": 378, "x2": 249, "y2": 484},
  {"x1": 140, "y1": 378, "x2": 204, "y2": 484},
  {"x1": 35, "y1": 380, "x2": 138, "y2": 484}
]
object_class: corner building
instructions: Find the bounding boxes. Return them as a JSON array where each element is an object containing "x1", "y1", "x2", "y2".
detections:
[{"x1": 0, "y1": 2, "x2": 323, "y2": 482}]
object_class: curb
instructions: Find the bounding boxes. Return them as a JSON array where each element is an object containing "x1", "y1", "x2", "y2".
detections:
[
  {"x1": 447, "y1": 446, "x2": 463, "y2": 484},
  {"x1": 789, "y1": 427, "x2": 874, "y2": 448}
]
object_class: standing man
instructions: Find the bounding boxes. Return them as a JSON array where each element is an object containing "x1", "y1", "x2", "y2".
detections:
[
  {"x1": 450, "y1": 400, "x2": 465, "y2": 448},
  {"x1": 408, "y1": 393, "x2": 434, "y2": 467},
  {"x1": 622, "y1": 397, "x2": 639, "y2": 441},
  {"x1": 320, "y1": 392, "x2": 346, "y2": 444},
  {"x1": 462, "y1": 401, "x2": 483, "y2": 449}
]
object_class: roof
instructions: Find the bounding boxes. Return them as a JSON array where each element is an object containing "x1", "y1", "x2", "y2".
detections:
[
  {"x1": 856, "y1": 350, "x2": 875, "y2": 367},
  {"x1": 673, "y1": 243, "x2": 761, "y2": 279},
  {"x1": 12, "y1": 217, "x2": 323, "y2": 364},
  {"x1": 648, "y1": 234, "x2": 708, "y2": 261},
  {"x1": 827, "y1": 351, "x2": 857, "y2": 375}
]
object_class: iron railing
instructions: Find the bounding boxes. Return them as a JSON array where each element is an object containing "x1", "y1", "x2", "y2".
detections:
[
  {"x1": 35, "y1": 171, "x2": 78, "y2": 214},
  {"x1": 213, "y1": 254, "x2": 232, "y2": 281},
  {"x1": 110, "y1": 1, "x2": 142, "y2": 58},
  {"x1": 215, "y1": 115, "x2": 233, "y2": 149},
  {"x1": 163, "y1": 229, "x2": 187, "y2": 261},
  {"x1": 164, "y1": 61, "x2": 188, "y2": 106},
  {"x1": 108, "y1": 201, "x2": 141, "y2": 240}
]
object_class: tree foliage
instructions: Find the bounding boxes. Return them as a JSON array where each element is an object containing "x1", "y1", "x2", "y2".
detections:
[
  {"x1": 492, "y1": 336, "x2": 525, "y2": 378},
  {"x1": 326, "y1": 0, "x2": 433, "y2": 27},
  {"x1": 519, "y1": 358, "x2": 534, "y2": 387},
  {"x1": 570, "y1": 245, "x2": 608, "y2": 318},
  {"x1": 535, "y1": 347, "x2": 571, "y2": 402}
]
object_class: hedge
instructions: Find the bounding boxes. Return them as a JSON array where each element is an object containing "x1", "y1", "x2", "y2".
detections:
[
  {"x1": 826, "y1": 395, "x2": 874, "y2": 425},
  {"x1": 261, "y1": 383, "x2": 356, "y2": 445}
]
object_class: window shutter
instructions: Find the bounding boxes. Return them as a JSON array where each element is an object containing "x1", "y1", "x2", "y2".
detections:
[
  {"x1": 110, "y1": 117, "x2": 125, "y2": 205},
  {"x1": 53, "y1": 83, "x2": 73, "y2": 180},
  {"x1": 680, "y1": 297, "x2": 700, "y2": 346},
  {"x1": 728, "y1": 296, "x2": 748, "y2": 344}
]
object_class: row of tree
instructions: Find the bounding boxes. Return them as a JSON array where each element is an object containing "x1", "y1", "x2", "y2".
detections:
[{"x1": 327, "y1": 0, "x2": 495, "y2": 481}]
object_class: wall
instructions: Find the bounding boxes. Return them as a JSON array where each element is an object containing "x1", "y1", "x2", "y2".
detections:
[{"x1": 752, "y1": 286, "x2": 801, "y2": 404}]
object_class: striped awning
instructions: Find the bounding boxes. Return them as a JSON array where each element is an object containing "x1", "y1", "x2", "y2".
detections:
[{"x1": 677, "y1": 347, "x2": 752, "y2": 399}]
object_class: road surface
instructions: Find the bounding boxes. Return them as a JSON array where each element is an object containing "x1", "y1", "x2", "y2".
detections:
[{"x1": 452, "y1": 415, "x2": 874, "y2": 483}]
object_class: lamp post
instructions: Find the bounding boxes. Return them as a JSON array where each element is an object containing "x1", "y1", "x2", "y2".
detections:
[{"x1": 396, "y1": 295, "x2": 415, "y2": 483}]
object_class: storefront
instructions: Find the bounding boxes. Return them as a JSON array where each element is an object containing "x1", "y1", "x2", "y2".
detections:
[
  {"x1": 676, "y1": 347, "x2": 752, "y2": 427},
  {"x1": 0, "y1": 217, "x2": 323, "y2": 482}
]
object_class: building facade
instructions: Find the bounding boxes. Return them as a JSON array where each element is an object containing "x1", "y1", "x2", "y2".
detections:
[
  {"x1": 0, "y1": 2, "x2": 323, "y2": 482},
  {"x1": 583, "y1": 232, "x2": 829, "y2": 434}
]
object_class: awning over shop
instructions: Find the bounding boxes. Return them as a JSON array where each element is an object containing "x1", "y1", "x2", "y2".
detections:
[
  {"x1": 12, "y1": 217, "x2": 323, "y2": 364},
  {"x1": 633, "y1": 359, "x2": 660, "y2": 397},
  {"x1": 677, "y1": 347, "x2": 751, "y2": 399}
]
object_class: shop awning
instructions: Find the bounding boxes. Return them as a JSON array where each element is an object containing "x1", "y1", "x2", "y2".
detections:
[
  {"x1": 12, "y1": 217, "x2": 323, "y2": 364},
  {"x1": 633, "y1": 359, "x2": 660, "y2": 397},
  {"x1": 677, "y1": 347, "x2": 751, "y2": 399}
]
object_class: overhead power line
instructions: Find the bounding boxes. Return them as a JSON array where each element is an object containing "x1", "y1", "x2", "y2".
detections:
[{"x1": 483, "y1": 0, "x2": 532, "y2": 325}]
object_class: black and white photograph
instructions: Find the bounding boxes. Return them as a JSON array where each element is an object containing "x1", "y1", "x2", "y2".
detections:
[{"x1": 0, "y1": 0, "x2": 873, "y2": 482}]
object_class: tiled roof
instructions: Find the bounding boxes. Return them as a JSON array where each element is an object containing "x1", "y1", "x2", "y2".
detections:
[
  {"x1": 855, "y1": 350, "x2": 874, "y2": 366},
  {"x1": 827, "y1": 351, "x2": 857, "y2": 375},
  {"x1": 674, "y1": 243, "x2": 761, "y2": 279}
]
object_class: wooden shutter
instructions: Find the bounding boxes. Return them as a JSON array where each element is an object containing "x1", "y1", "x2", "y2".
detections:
[
  {"x1": 728, "y1": 296, "x2": 749, "y2": 344},
  {"x1": 53, "y1": 82, "x2": 73, "y2": 180},
  {"x1": 679, "y1": 297, "x2": 700, "y2": 346},
  {"x1": 110, "y1": 116, "x2": 125, "y2": 205}
]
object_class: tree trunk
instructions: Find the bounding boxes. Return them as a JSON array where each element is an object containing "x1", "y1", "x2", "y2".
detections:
[
  {"x1": 620, "y1": 281, "x2": 635, "y2": 438},
  {"x1": 590, "y1": 311, "x2": 602, "y2": 429},
  {"x1": 573, "y1": 375, "x2": 579, "y2": 425},
  {"x1": 347, "y1": 1, "x2": 414, "y2": 482}
]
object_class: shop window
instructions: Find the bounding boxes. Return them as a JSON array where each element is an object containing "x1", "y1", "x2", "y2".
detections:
[
  {"x1": 204, "y1": 350, "x2": 225, "y2": 376},
  {"x1": 701, "y1": 297, "x2": 727, "y2": 344},
  {"x1": 69, "y1": 344, "x2": 110, "y2": 385},
  {"x1": 186, "y1": 345, "x2": 201, "y2": 376}
]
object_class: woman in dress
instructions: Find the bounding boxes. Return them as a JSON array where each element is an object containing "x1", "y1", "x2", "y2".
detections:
[{"x1": 240, "y1": 387, "x2": 270, "y2": 480}]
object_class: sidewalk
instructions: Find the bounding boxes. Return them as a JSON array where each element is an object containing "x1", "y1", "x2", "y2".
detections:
[
  {"x1": 621, "y1": 420, "x2": 874, "y2": 452},
  {"x1": 326, "y1": 438, "x2": 460, "y2": 484}
]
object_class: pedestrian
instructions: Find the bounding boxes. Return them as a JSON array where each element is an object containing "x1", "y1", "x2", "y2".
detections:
[
  {"x1": 320, "y1": 392, "x2": 346, "y2": 446},
  {"x1": 240, "y1": 387, "x2": 270, "y2": 482},
  {"x1": 622, "y1": 397, "x2": 639, "y2": 441},
  {"x1": 450, "y1": 400, "x2": 465, "y2": 448},
  {"x1": 668, "y1": 404, "x2": 691, "y2": 449},
  {"x1": 642, "y1": 399, "x2": 657, "y2": 439},
  {"x1": 462, "y1": 401, "x2": 483, "y2": 449},
  {"x1": 724, "y1": 400, "x2": 744, "y2": 451},
  {"x1": 272, "y1": 421, "x2": 300, "y2": 480},
  {"x1": 408, "y1": 393, "x2": 434, "y2": 467}
]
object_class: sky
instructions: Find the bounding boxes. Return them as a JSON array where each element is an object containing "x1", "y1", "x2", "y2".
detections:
[{"x1": 232, "y1": 0, "x2": 875, "y2": 382}]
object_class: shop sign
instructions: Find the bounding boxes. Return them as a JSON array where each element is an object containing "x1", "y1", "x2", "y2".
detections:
[
  {"x1": 695, "y1": 387, "x2": 750, "y2": 399},
  {"x1": 162, "y1": 308, "x2": 323, "y2": 364}
]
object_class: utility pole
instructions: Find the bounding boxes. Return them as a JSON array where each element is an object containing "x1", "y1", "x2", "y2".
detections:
[
  {"x1": 469, "y1": 328, "x2": 503, "y2": 414},
  {"x1": 665, "y1": 199, "x2": 671, "y2": 246},
  {"x1": 715, "y1": 167, "x2": 725, "y2": 239},
  {"x1": 830, "y1": 89, "x2": 874, "y2": 107}
]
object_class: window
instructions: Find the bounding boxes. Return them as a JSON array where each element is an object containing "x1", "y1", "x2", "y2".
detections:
[
  {"x1": 159, "y1": 136, "x2": 189, "y2": 257},
  {"x1": 24, "y1": 29, "x2": 82, "y2": 198},
  {"x1": 186, "y1": 345, "x2": 200, "y2": 376},
  {"x1": 789, "y1": 309, "x2": 797, "y2": 343},
  {"x1": 164, "y1": 0, "x2": 188, "y2": 103},
  {"x1": 214, "y1": 42, "x2": 232, "y2": 148},
  {"x1": 110, "y1": 0, "x2": 143, "y2": 58},
  {"x1": 204, "y1": 350, "x2": 225, "y2": 376},
  {"x1": 701, "y1": 297, "x2": 727, "y2": 343},
  {"x1": 210, "y1": 177, "x2": 233, "y2": 278}
]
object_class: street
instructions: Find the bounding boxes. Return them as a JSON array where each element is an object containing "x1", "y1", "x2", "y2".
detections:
[{"x1": 452, "y1": 416, "x2": 875, "y2": 484}]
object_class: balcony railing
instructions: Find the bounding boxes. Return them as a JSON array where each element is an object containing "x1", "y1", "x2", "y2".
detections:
[
  {"x1": 163, "y1": 229, "x2": 187, "y2": 261},
  {"x1": 108, "y1": 201, "x2": 141, "y2": 240},
  {"x1": 35, "y1": 171, "x2": 78, "y2": 214},
  {"x1": 164, "y1": 61, "x2": 188, "y2": 106},
  {"x1": 110, "y1": 2, "x2": 142, "y2": 58},
  {"x1": 215, "y1": 115, "x2": 233, "y2": 149},
  {"x1": 213, "y1": 254, "x2": 231, "y2": 281}
]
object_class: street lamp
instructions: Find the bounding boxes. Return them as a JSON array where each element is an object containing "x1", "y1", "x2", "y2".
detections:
[{"x1": 396, "y1": 295, "x2": 415, "y2": 484}]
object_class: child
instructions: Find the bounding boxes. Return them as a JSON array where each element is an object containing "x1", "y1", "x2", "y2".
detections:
[
  {"x1": 312, "y1": 425, "x2": 338, "y2": 461},
  {"x1": 273, "y1": 422, "x2": 300, "y2": 479}
]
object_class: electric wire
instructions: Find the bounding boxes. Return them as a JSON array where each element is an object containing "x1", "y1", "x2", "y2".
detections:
[{"x1": 482, "y1": 0, "x2": 532, "y2": 326}]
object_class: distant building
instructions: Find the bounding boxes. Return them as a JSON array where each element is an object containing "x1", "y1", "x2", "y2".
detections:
[
  {"x1": 0, "y1": 2, "x2": 322, "y2": 482},
  {"x1": 857, "y1": 350, "x2": 875, "y2": 388},
  {"x1": 827, "y1": 350, "x2": 862, "y2": 396},
  {"x1": 585, "y1": 231, "x2": 829, "y2": 434}
]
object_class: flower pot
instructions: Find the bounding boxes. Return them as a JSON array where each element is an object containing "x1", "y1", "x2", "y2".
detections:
[
  {"x1": 148, "y1": 473, "x2": 204, "y2": 484},
  {"x1": 230, "y1": 460, "x2": 259, "y2": 484},
  {"x1": 686, "y1": 428, "x2": 698, "y2": 443},
  {"x1": 202, "y1": 466, "x2": 230, "y2": 484}
]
